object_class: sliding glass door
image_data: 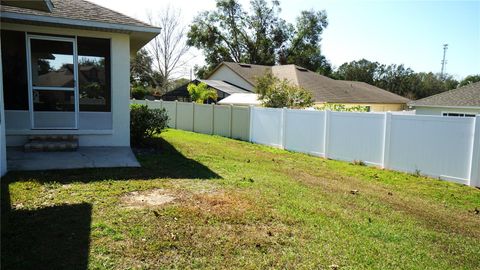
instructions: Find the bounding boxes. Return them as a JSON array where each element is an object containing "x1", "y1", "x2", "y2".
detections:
[{"x1": 27, "y1": 34, "x2": 79, "y2": 129}]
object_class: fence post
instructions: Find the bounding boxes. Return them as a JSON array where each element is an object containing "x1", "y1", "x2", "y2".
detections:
[
  {"x1": 229, "y1": 104, "x2": 233, "y2": 138},
  {"x1": 248, "y1": 105, "x2": 254, "y2": 142},
  {"x1": 469, "y1": 115, "x2": 480, "y2": 187},
  {"x1": 281, "y1": 107, "x2": 287, "y2": 149},
  {"x1": 323, "y1": 110, "x2": 331, "y2": 158},
  {"x1": 192, "y1": 102, "x2": 196, "y2": 132},
  {"x1": 211, "y1": 103, "x2": 215, "y2": 135},
  {"x1": 174, "y1": 100, "x2": 178, "y2": 129},
  {"x1": 160, "y1": 99, "x2": 163, "y2": 110},
  {"x1": 382, "y1": 112, "x2": 392, "y2": 169}
]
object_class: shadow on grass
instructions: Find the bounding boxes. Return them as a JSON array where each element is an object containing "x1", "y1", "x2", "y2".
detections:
[
  {"x1": 1, "y1": 179, "x2": 92, "y2": 270},
  {"x1": 3, "y1": 137, "x2": 221, "y2": 184},
  {"x1": 1, "y1": 137, "x2": 220, "y2": 269}
]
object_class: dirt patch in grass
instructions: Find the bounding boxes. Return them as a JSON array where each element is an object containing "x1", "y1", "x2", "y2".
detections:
[{"x1": 121, "y1": 189, "x2": 176, "y2": 208}]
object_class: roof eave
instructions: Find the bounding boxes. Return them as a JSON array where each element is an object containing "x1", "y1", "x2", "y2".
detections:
[
  {"x1": 409, "y1": 104, "x2": 480, "y2": 109},
  {"x1": 1, "y1": 11, "x2": 161, "y2": 52},
  {"x1": 1, "y1": 12, "x2": 161, "y2": 33}
]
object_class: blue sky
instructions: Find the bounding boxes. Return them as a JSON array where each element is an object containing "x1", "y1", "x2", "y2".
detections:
[{"x1": 91, "y1": 0, "x2": 480, "y2": 79}]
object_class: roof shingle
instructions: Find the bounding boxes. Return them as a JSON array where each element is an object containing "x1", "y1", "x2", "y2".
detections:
[
  {"x1": 410, "y1": 82, "x2": 480, "y2": 107},
  {"x1": 1, "y1": 0, "x2": 155, "y2": 29}
]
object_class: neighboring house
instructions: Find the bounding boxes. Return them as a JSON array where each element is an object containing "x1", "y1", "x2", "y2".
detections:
[
  {"x1": 409, "y1": 82, "x2": 480, "y2": 117},
  {"x1": 0, "y1": 0, "x2": 160, "y2": 175},
  {"x1": 161, "y1": 79, "x2": 250, "y2": 102},
  {"x1": 205, "y1": 62, "x2": 410, "y2": 111}
]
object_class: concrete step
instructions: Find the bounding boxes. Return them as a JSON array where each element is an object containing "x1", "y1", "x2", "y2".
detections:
[
  {"x1": 24, "y1": 140, "x2": 79, "y2": 152},
  {"x1": 28, "y1": 135, "x2": 79, "y2": 142}
]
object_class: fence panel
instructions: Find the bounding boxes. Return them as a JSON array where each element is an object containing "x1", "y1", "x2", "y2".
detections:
[
  {"x1": 176, "y1": 102, "x2": 194, "y2": 131},
  {"x1": 131, "y1": 99, "x2": 147, "y2": 105},
  {"x1": 284, "y1": 109, "x2": 325, "y2": 156},
  {"x1": 251, "y1": 107, "x2": 283, "y2": 148},
  {"x1": 327, "y1": 112, "x2": 385, "y2": 166},
  {"x1": 162, "y1": 101, "x2": 177, "y2": 128},
  {"x1": 213, "y1": 105, "x2": 232, "y2": 137},
  {"x1": 193, "y1": 104, "x2": 214, "y2": 134},
  {"x1": 388, "y1": 115, "x2": 475, "y2": 184},
  {"x1": 145, "y1": 100, "x2": 162, "y2": 109},
  {"x1": 231, "y1": 106, "x2": 250, "y2": 141}
]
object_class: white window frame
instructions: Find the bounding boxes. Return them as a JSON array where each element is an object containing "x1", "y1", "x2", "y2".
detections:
[
  {"x1": 26, "y1": 34, "x2": 79, "y2": 130},
  {"x1": 441, "y1": 111, "x2": 476, "y2": 118}
]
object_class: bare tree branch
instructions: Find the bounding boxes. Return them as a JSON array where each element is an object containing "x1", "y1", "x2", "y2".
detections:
[{"x1": 146, "y1": 6, "x2": 192, "y2": 91}]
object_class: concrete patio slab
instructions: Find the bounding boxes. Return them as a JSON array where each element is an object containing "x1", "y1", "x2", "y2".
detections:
[{"x1": 7, "y1": 147, "x2": 141, "y2": 171}]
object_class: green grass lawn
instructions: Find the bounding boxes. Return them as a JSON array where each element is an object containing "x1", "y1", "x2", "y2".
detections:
[{"x1": 2, "y1": 129, "x2": 480, "y2": 269}]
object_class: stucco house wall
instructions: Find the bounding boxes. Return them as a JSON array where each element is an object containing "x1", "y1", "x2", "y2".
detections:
[
  {"x1": 2, "y1": 22, "x2": 131, "y2": 147},
  {"x1": 324, "y1": 103, "x2": 406, "y2": 112},
  {"x1": 415, "y1": 106, "x2": 480, "y2": 116}
]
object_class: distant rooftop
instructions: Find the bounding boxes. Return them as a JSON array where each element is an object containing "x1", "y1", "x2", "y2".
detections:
[{"x1": 409, "y1": 81, "x2": 480, "y2": 108}]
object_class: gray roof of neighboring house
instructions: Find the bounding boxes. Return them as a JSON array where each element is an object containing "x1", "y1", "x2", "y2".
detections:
[
  {"x1": 210, "y1": 62, "x2": 410, "y2": 104},
  {"x1": 197, "y1": 79, "x2": 250, "y2": 95},
  {"x1": 409, "y1": 81, "x2": 480, "y2": 108},
  {"x1": 161, "y1": 79, "x2": 250, "y2": 100},
  {"x1": 1, "y1": 0, "x2": 155, "y2": 29}
]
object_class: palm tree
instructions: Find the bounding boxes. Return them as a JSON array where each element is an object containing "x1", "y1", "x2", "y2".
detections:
[{"x1": 187, "y1": 82, "x2": 218, "y2": 103}]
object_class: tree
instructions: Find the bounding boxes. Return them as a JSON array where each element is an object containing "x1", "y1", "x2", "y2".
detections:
[
  {"x1": 187, "y1": 0, "x2": 330, "y2": 77},
  {"x1": 280, "y1": 10, "x2": 331, "y2": 75},
  {"x1": 459, "y1": 74, "x2": 480, "y2": 87},
  {"x1": 333, "y1": 59, "x2": 382, "y2": 84},
  {"x1": 187, "y1": 82, "x2": 218, "y2": 103},
  {"x1": 255, "y1": 72, "x2": 314, "y2": 108},
  {"x1": 130, "y1": 49, "x2": 159, "y2": 87},
  {"x1": 147, "y1": 6, "x2": 191, "y2": 91},
  {"x1": 332, "y1": 59, "x2": 459, "y2": 99}
]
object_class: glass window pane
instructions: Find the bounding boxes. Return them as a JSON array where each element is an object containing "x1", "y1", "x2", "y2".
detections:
[
  {"x1": 78, "y1": 37, "x2": 111, "y2": 112},
  {"x1": 33, "y1": 90, "x2": 75, "y2": 111},
  {"x1": 30, "y1": 39, "x2": 74, "y2": 87}
]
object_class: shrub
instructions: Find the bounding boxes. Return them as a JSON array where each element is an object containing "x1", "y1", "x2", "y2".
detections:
[
  {"x1": 130, "y1": 104, "x2": 169, "y2": 146},
  {"x1": 131, "y1": 85, "x2": 150, "y2": 100},
  {"x1": 315, "y1": 103, "x2": 370, "y2": 112},
  {"x1": 255, "y1": 72, "x2": 314, "y2": 108},
  {"x1": 187, "y1": 82, "x2": 218, "y2": 103}
]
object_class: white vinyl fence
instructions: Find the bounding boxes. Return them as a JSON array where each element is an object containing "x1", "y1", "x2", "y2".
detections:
[
  {"x1": 250, "y1": 107, "x2": 480, "y2": 187},
  {"x1": 131, "y1": 100, "x2": 480, "y2": 187},
  {"x1": 131, "y1": 99, "x2": 250, "y2": 141}
]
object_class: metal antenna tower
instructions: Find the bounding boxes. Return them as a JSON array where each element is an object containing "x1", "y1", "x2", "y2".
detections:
[{"x1": 440, "y1": 44, "x2": 448, "y2": 78}]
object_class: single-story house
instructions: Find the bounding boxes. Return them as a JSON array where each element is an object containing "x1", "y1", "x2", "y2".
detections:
[
  {"x1": 203, "y1": 62, "x2": 410, "y2": 111},
  {"x1": 408, "y1": 82, "x2": 480, "y2": 117},
  {"x1": 161, "y1": 79, "x2": 250, "y2": 102},
  {"x1": 162, "y1": 62, "x2": 410, "y2": 110},
  {"x1": 0, "y1": 0, "x2": 161, "y2": 175}
]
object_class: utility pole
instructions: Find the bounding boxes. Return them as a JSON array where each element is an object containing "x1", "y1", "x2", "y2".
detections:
[{"x1": 440, "y1": 44, "x2": 448, "y2": 79}]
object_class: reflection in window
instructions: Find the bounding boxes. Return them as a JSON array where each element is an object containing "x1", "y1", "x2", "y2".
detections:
[
  {"x1": 30, "y1": 39, "x2": 74, "y2": 88},
  {"x1": 78, "y1": 37, "x2": 111, "y2": 112},
  {"x1": 33, "y1": 90, "x2": 75, "y2": 111},
  {"x1": 1, "y1": 30, "x2": 28, "y2": 110}
]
